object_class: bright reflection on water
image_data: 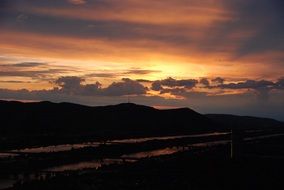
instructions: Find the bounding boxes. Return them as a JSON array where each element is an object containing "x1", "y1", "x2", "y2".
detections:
[
  {"x1": 8, "y1": 132, "x2": 229, "y2": 154},
  {"x1": 1, "y1": 132, "x2": 283, "y2": 189},
  {"x1": 121, "y1": 140, "x2": 229, "y2": 159},
  {"x1": 46, "y1": 140, "x2": 230, "y2": 172},
  {"x1": 42, "y1": 133, "x2": 284, "y2": 172},
  {"x1": 46, "y1": 159, "x2": 135, "y2": 172},
  {"x1": 108, "y1": 132, "x2": 228, "y2": 144},
  {"x1": 10, "y1": 143, "x2": 100, "y2": 153},
  {"x1": 121, "y1": 147, "x2": 186, "y2": 159},
  {"x1": 11, "y1": 132, "x2": 281, "y2": 154}
]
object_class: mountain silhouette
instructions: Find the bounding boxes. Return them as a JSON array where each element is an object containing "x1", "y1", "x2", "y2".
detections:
[
  {"x1": 0, "y1": 101, "x2": 216, "y2": 137},
  {"x1": 0, "y1": 100, "x2": 283, "y2": 149},
  {"x1": 207, "y1": 114, "x2": 283, "y2": 131}
]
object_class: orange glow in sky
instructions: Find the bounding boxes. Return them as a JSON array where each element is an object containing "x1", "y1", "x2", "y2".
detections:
[{"x1": 0, "y1": 0, "x2": 283, "y2": 119}]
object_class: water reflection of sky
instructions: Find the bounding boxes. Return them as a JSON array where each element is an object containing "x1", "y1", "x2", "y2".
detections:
[
  {"x1": 46, "y1": 159, "x2": 134, "y2": 172},
  {"x1": 109, "y1": 132, "x2": 228, "y2": 144},
  {"x1": 0, "y1": 153, "x2": 19, "y2": 158},
  {"x1": 8, "y1": 132, "x2": 229, "y2": 154},
  {"x1": 10, "y1": 143, "x2": 100, "y2": 153},
  {"x1": 1, "y1": 132, "x2": 283, "y2": 189},
  {"x1": 46, "y1": 140, "x2": 231, "y2": 172}
]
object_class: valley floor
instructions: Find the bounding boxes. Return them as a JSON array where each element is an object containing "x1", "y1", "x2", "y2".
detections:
[{"x1": 1, "y1": 130, "x2": 284, "y2": 190}]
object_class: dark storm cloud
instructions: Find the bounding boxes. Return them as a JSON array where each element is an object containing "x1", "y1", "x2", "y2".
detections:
[
  {"x1": 0, "y1": 76, "x2": 148, "y2": 98},
  {"x1": 149, "y1": 77, "x2": 284, "y2": 101},
  {"x1": 211, "y1": 77, "x2": 225, "y2": 85},
  {"x1": 2, "y1": 75, "x2": 283, "y2": 99},
  {"x1": 218, "y1": 80, "x2": 275, "y2": 90},
  {"x1": 53, "y1": 76, "x2": 147, "y2": 96},
  {"x1": 159, "y1": 87, "x2": 186, "y2": 95},
  {"x1": 217, "y1": 79, "x2": 276, "y2": 101},
  {"x1": 226, "y1": 0, "x2": 284, "y2": 56},
  {"x1": 0, "y1": 76, "x2": 147, "y2": 100},
  {"x1": 54, "y1": 76, "x2": 102, "y2": 96},
  {"x1": 150, "y1": 77, "x2": 209, "y2": 97},
  {"x1": 274, "y1": 78, "x2": 284, "y2": 90},
  {"x1": 151, "y1": 77, "x2": 198, "y2": 91},
  {"x1": 103, "y1": 78, "x2": 148, "y2": 96},
  {"x1": 55, "y1": 76, "x2": 85, "y2": 91},
  {"x1": 151, "y1": 80, "x2": 163, "y2": 91},
  {"x1": 199, "y1": 78, "x2": 210, "y2": 87}
]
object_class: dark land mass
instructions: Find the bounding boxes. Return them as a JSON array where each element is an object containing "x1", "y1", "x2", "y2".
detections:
[
  {"x1": 0, "y1": 100, "x2": 284, "y2": 189},
  {"x1": 8, "y1": 142, "x2": 284, "y2": 190},
  {"x1": 0, "y1": 100, "x2": 283, "y2": 150},
  {"x1": 206, "y1": 114, "x2": 283, "y2": 131},
  {"x1": 0, "y1": 100, "x2": 216, "y2": 150}
]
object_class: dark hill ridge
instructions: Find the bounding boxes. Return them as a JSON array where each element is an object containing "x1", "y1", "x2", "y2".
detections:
[
  {"x1": 0, "y1": 101, "x2": 283, "y2": 134},
  {"x1": 0, "y1": 100, "x2": 283, "y2": 149},
  {"x1": 0, "y1": 101, "x2": 217, "y2": 137},
  {"x1": 206, "y1": 114, "x2": 283, "y2": 131}
]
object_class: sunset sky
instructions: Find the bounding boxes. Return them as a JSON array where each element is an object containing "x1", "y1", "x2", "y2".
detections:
[{"x1": 0, "y1": 0, "x2": 284, "y2": 119}]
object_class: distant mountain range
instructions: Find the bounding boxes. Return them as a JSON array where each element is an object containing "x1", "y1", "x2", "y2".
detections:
[
  {"x1": 0, "y1": 100, "x2": 283, "y2": 146},
  {"x1": 206, "y1": 114, "x2": 283, "y2": 131}
]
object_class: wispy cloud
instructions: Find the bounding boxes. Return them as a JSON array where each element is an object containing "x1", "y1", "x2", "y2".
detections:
[
  {"x1": 0, "y1": 62, "x2": 47, "y2": 67},
  {"x1": 1, "y1": 0, "x2": 283, "y2": 71},
  {"x1": 124, "y1": 69, "x2": 160, "y2": 75}
]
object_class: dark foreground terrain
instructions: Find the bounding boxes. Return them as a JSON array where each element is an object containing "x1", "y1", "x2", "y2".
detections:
[
  {"x1": 0, "y1": 100, "x2": 284, "y2": 189},
  {"x1": 4, "y1": 140, "x2": 284, "y2": 190}
]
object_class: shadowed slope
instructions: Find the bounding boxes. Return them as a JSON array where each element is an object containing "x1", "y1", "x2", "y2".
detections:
[
  {"x1": 206, "y1": 114, "x2": 283, "y2": 131},
  {"x1": 0, "y1": 100, "x2": 283, "y2": 150},
  {"x1": 0, "y1": 101, "x2": 216, "y2": 138}
]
